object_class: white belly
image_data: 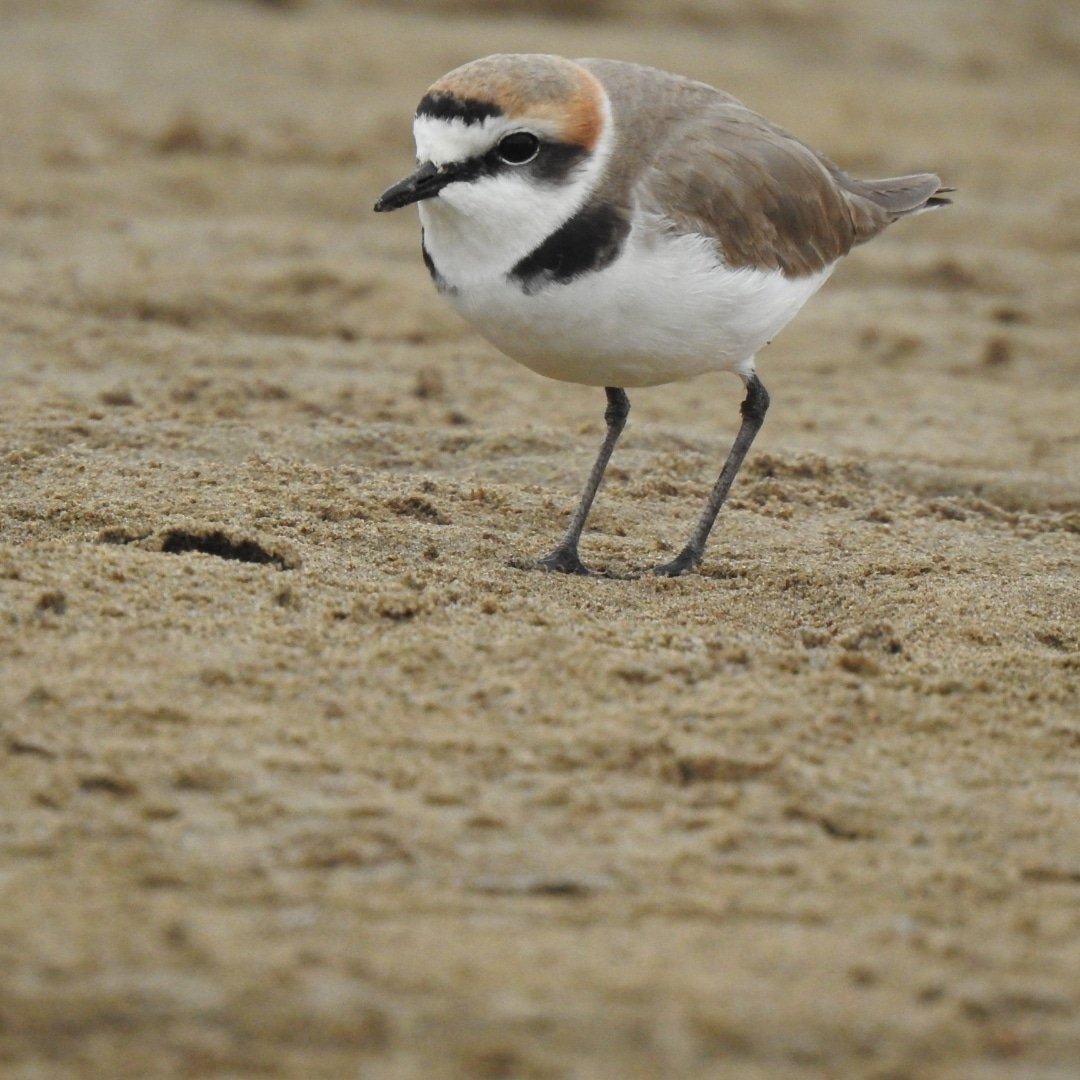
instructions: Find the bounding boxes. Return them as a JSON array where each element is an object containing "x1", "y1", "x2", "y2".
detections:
[{"x1": 440, "y1": 223, "x2": 834, "y2": 388}]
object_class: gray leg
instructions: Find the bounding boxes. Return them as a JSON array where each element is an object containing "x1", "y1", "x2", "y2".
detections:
[
  {"x1": 653, "y1": 373, "x2": 769, "y2": 577},
  {"x1": 530, "y1": 387, "x2": 630, "y2": 575}
]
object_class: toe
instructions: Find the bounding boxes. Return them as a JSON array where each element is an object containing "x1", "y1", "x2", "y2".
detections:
[
  {"x1": 651, "y1": 547, "x2": 700, "y2": 577},
  {"x1": 512, "y1": 547, "x2": 594, "y2": 575}
]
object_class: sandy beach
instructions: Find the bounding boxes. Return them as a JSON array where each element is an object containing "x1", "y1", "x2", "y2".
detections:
[{"x1": 2, "y1": 1, "x2": 1079, "y2": 1076}]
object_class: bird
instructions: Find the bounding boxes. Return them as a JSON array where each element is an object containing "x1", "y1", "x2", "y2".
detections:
[{"x1": 374, "y1": 54, "x2": 951, "y2": 576}]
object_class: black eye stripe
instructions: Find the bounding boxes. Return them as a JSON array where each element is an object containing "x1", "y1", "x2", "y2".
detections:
[
  {"x1": 442, "y1": 139, "x2": 589, "y2": 187},
  {"x1": 523, "y1": 140, "x2": 588, "y2": 183}
]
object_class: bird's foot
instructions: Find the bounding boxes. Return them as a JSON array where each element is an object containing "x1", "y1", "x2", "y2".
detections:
[
  {"x1": 512, "y1": 545, "x2": 595, "y2": 576},
  {"x1": 651, "y1": 546, "x2": 700, "y2": 577}
]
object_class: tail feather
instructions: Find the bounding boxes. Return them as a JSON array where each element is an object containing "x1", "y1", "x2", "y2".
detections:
[{"x1": 844, "y1": 172, "x2": 953, "y2": 219}]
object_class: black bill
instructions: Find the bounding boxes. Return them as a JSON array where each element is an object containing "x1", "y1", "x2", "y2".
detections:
[{"x1": 373, "y1": 161, "x2": 453, "y2": 213}]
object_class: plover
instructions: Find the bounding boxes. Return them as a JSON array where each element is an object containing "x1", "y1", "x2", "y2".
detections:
[{"x1": 374, "y1": 54, "x2": 951, "y2": 576}]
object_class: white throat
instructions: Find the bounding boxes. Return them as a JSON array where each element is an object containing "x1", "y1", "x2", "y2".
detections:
[{"x1": 414, "y1": 102, "x2": 614, "y2": 287}]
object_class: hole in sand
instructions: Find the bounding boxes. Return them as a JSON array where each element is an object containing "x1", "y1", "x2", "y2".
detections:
[
  {"x1": 159, "y1": 529, "x2": 297, "y2": 570},
  {"x1": 98, "y1": 526, "x2": 301, "y2": 570}
]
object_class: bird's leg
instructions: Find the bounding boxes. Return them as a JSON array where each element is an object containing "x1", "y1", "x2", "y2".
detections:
[
  {"x1": 529, "y1": 386, "x2": 630, "y2": 575},
  {"x1": 653, "y1": 372, "x2": 769, "y2": 577}
]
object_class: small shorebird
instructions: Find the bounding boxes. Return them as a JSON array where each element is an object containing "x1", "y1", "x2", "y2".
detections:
[{"x1": 374, "y1": 54, "x2": 950, "y2": 576}]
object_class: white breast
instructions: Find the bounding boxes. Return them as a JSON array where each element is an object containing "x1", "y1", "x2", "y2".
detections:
[{"x1": 439, "y1": 216, "x2": 834, "y2": 388}]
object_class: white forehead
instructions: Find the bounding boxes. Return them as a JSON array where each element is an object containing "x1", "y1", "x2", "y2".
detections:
[
  {"x1": 413, "y1": 115, "x2": 501, "y2": 165},
  {"x1": 413, "y1": 114, "x2": 561, "y2": 166}
]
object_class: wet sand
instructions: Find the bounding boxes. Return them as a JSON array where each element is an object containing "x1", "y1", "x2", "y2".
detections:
[{"x1": 1, "y1": 1, "x2": 1079, "y2": 1076}]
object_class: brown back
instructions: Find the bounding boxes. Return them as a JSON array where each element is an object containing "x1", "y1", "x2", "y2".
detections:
[{"x1": 580, "y1": 59, "x2": 943, "y2": 279}]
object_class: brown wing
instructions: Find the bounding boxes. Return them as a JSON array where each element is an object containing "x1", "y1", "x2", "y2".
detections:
[{"x1": 579, "y1": 59, "x2": 944, "y2": 280}]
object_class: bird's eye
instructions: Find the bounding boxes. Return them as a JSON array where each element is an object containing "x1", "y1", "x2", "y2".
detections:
[{"x1": 496, "y1": 132, "x2": 540, "y2": 165}]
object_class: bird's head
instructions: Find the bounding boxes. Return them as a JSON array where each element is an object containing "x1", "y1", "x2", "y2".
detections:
[{"x1": 374, "y1": 55, "x2": 613, "y2": 278}]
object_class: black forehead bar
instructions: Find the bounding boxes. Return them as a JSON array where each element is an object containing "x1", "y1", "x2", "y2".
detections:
[{"x1": 416, "y1": 91, "x2": 503, "y2": 125}]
